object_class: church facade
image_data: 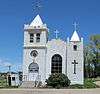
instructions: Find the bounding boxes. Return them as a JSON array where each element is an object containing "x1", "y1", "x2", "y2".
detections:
[{"x1": 23, "y1": 15, "x2": 84, "y2": 85}]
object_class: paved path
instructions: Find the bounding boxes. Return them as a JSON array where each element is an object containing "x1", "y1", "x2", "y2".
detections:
[
  {"x1": 0, "y1": 88, "x2": 100, "y2": 94},
  {"x1": 95, "y1": 81, "x2": 100, "y2": 86}
]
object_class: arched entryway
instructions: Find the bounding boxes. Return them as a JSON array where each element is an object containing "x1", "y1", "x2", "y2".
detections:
[
  {"x1": 51, "y1": 54, "x2": 62, "y2": 73},
  {"x1": 28, "y1": 63, "x2": 39, "y2": 81}
]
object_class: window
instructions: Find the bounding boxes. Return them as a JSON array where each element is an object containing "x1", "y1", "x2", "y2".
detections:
[
  {"x1": 30, "y1": 50, "x2": 38, "y2": 57},
  {"x1": 36, "y1": 33, "x2": 40, "y2": 42},
  {"x1": 38, "y1": 26, "x2": 40, "y2": 28},
  {"x1": 12, "y1": 77, "x2": 15, "y2": 81},
  {"x1": 34, "y1": 26, "x2": 36, "y2": 28},
  {"x1": 51, "y1": 54, "x2": 62, "y2": 73},
  {"x1": 30, "y1": 33, "x2": 34, "y2": 43},
  {"x1": 73, "y1": 45, "x2": 77, "y2": 51}
]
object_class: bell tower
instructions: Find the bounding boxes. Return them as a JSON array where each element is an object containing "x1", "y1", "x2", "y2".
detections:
[
  {"x1": 67, "y1": 22, "x2": 84, "y2": 85},
  {"x1": 23, "y1": 15, "x2": 48, "y2": 84},
  {"x1": 24, "y1": 15, "x2": 48, "y2": 46}
]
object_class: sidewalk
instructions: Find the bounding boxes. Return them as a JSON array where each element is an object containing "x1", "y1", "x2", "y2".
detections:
[
  {"x1": 95, "y1": 81, "x2": 100, "y2": 86},
  {"x1": 0, "y1": 88, "x2": 100, "y2": 94}
]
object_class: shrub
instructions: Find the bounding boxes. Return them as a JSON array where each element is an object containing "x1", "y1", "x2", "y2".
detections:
[
  {"x1": 84, "y1": 78, "x2": 97, "y2": 88},
  {"x1": 45, "y1": 73, "x2": 70, "y2": 88}
]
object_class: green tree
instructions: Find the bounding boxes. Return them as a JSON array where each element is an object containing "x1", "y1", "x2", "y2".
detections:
[
  {"x1": 84, "y1": 45, "x2": 95, "y2": 78},
  {"x1": 90, "y1": 35, "x2": 100, "y2": 77}
]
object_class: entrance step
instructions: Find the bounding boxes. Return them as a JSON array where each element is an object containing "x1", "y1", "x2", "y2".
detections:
[{"x1": 20, "y1": 81, "x2": 35, "y2": 88}]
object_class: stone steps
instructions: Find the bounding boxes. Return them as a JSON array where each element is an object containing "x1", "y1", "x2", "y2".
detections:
[{"x1": 20, "y1": 81, "x2": 35, "y2": 88}]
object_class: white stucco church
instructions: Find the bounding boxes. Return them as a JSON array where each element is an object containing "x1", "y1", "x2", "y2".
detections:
[{"x1": 22, "y1": 14, "x2": 84, "y2": 86}]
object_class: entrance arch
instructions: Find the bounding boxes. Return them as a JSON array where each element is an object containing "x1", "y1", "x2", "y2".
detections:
[
  {"x1": 51, "y1": 54, "x2": 62, "y2": 73},
  {"x1": 28, "y1": 63, "x2": 39, "y2": 81}
]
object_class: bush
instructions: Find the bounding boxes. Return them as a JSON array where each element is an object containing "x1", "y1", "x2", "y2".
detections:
[
  {"x1": 84, "y1": 78, "x2": 97, "y2": 88},
  {"x1": 45, "y1": 73, "x2": 70, "y2": 88}
]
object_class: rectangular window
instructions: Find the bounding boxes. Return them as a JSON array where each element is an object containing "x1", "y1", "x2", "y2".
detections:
[
  {"x1": 73, "y1": 45, "x2": 77, "y2": 51},
  {"x1": 12, "y1": 77, "x2": 15, "y2": 81},
  {"x1": 36, "y1": 33, "x2": 40, "y2": 42},
  {"x1": 30, "y1": 33, "x2": 34, "y2": 43}
]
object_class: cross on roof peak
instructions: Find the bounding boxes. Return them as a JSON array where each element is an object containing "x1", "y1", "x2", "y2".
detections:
[
  {"x1": 54, "y1": 30, "x2": 59, "y2": 39},
  {"x1": 73, "y1": 22, "x2": 79, "y2": 31}
]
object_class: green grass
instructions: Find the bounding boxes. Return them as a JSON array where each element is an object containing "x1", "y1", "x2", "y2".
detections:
[
  {"x1": 0, "y1": 86, "x2": 19, "y2": 89},
  {"x1": 68, "y1": 84, "x2": 84, "y2": 89},
  {"x1": 0, "y1": 77, "x2": 7, "y2": 87},
  {"x1": 84, "y1": 78, "x2": 98, "y2": 88},
  {"x1": 69, "y1": 78, "x2": 99, "y2": 89},
  {"x1": 0, "y1": 77, "x2": 19, "y2": 88}
]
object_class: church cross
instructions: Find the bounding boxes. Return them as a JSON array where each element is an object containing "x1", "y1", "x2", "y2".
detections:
[
  {"x1": 73, "y1": 22, "x2": 78, "y2": 31},
  {"x1": 72, "y1": 60, "x2": 78, "y2": 74},
  {"x1": 54, "y1": 30, "x2": 59, "y2": 39},
  {"x1": 32, "y1": 0, "x2": 42, "y2": 14}
]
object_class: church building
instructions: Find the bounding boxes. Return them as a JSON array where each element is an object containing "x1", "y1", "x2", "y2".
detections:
[{"x1": 22, "y1": 15, "x2": 84, "y2": 86}]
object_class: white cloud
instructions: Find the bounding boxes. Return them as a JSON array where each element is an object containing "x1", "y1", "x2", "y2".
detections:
[
  {"x1": 0, "y1": 59, "x2": 3, "y2": 66},
  {"x1": 0, "y1": 58, "x2": 22, "y2": 72},
  {"x1": 3, "y1": 62, "x2": 12, "y2": 67},
  {"x1": 0, "y1": 58, "x2": 12, "y2": 67}
]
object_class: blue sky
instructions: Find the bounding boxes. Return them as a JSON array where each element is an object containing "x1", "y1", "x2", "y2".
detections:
[{"x1": 0, "y1": 0, "x2": 100, "y2": 72}]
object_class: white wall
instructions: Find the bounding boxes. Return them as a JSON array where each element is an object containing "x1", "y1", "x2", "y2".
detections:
[
  {"x1": 11, "y1": 74, "x2": 20, "y2": 86},
  {"x1": 46, "y1": 39, "x2": 67, "y2": 79}
]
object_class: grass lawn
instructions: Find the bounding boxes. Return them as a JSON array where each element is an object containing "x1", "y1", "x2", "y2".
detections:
[
  {"x1": 66, "y1": 78, "x2": 100, "y2": 89},
  {"x1": 0, "y1": 77, "x2": 7, "y2": 87}
]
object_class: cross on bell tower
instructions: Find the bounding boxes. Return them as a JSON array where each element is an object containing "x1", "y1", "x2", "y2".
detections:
[{"x1": 32, "y1": 0, "x2": 42, "y2": 14}]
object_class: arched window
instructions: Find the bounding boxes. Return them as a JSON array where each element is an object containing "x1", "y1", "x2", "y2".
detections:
[
  {"x1": 51, "y1": 54, "x2": 62, "y2": 73},
  {"x1": 36, "y1": 33, "x2": 40, "y2": 42},
  {"x1": 30, "y1": 33, "x2": 34, "y2": 43},
  {"x1": 28, "y1": 63, "x2": 39, "y2": 73}
]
